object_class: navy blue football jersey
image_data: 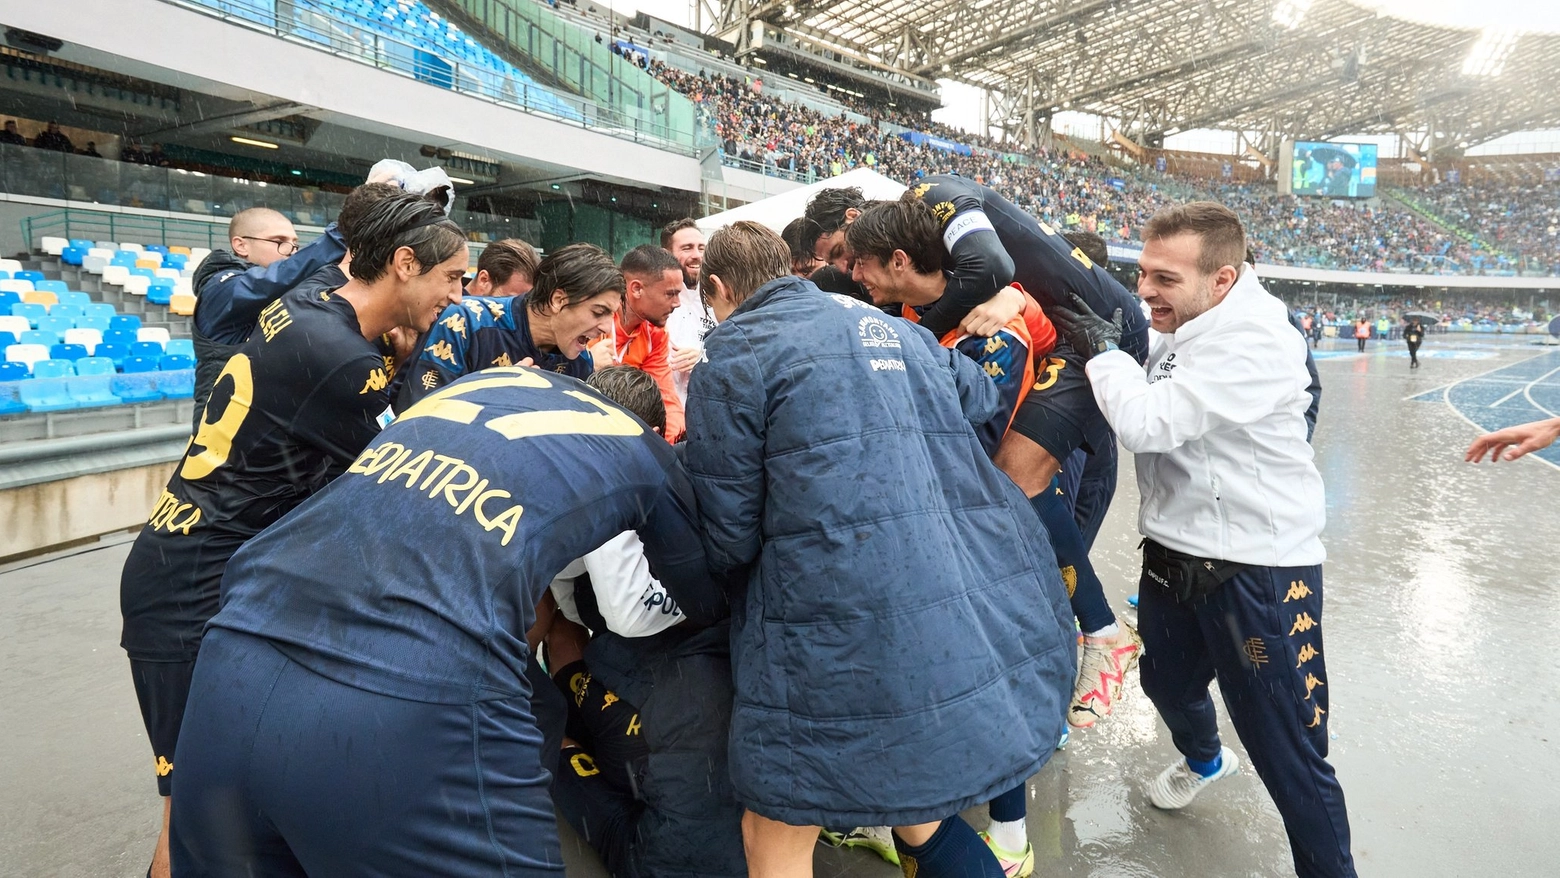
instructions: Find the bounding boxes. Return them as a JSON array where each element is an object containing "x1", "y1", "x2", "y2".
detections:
[{"x1": 209, "y1": 366, "x2": 722, "y2": 704}]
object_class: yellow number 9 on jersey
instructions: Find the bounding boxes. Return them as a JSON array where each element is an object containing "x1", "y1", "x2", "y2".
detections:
[{"x1": 181, "y1": 354, "x2": 254, "y2": 481}]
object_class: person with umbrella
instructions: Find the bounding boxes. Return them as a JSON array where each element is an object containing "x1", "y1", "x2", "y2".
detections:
[{"x1": 1403, "y1": 313, "x2": 1433, "y2": 369}]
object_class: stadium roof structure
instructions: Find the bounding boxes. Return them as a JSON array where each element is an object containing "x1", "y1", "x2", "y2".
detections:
[{"x1": 705, "y1": 0, "x2": 1560, "y2": 155}]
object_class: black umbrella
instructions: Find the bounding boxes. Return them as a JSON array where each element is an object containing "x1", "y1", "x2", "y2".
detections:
[
  {"x1": 1405, "y1": 311, "x2": 1438, "y2": 324},
  {"x1": 1307, "y1": 146, "x2": 1358, "y2": 169}
]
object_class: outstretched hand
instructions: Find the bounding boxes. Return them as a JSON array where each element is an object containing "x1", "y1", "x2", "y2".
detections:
[
  {"x1": 1049, "y1": 292, "x2": 1122, "y2": 361},
  {"x1": 1465, "y1": 417, "x2": 1560, "y2": 463}
]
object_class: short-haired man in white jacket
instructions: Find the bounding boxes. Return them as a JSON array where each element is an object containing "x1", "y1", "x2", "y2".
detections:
[{"x1": 1052, "y1": 202, "x2": 1356, "y2": 878}]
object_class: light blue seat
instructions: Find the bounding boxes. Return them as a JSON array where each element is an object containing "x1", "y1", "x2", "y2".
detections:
[
  {"x1": 38, "y1": 316, "x2": 75, "y2": 336},
  {"x1": 77, "y1": 314, "x2": 111, "y2": 333},
  {"x1": 75, "y1": 356, "x2": 116, "y2": 377},
  {"x1": 20, "y1": 330, "x2": 59, "y2": 347},
  {"x1": 67, "y1": 374, "x2": 122, "y2": 407},
  {"x1": 159, "y1": 354, "x2": 194, "y2": 371},
  {"x1": 0, "y1": 361, "x2": 27, "y2": 382},
  {"x1": 109, "y1": 315, "x2": 142, "y2": 333},
  {"x1": 32, "y1": 359, "x2": 74, "y2": 379},
  {"x1": 156, "y1": 367, "x2": 194, "y2": 399},
  {"x1": 15, "y1": 270, "x2": 44, "y2": 284},
  {"x1": 59, "y1": 291, "x2": 92, "y2": 308},
  {"x1": 69, "y1": 239, "x2": 94, "y2": 252},
  {"x1": 85, "y1": 303, "x2": 116, "y2": 321},
  {"x1": 112, "y1": 371, "x2": 162, "y2": 403},
  {"x1": 164, "y1": 338, "x2": 195, "y2": 359},
  {"x1": 13, "y1": 302, "x2": 47, "y2": 326},
  {"x1": 34, "y1": 280, "x2": 68, "y2": 294},
  {"x1": 94, "y1": 342, "x2": 130, "y2": 367},
  {"x1": 103, "y1": 329, "x2": 138, "y2": 348},
  {"x1": 19, "y1": 377, "x2": 78, "y2": 412},
  {"x1": 131, "y1": 341, "x2": 164, "y2": 360},
  {"x1": 121, "y1": 355, "x2": 159, "y2": 374}
]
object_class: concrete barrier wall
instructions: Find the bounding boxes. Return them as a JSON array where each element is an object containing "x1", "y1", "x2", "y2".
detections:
[{"x1": 0, "y1": 462, "x2": 172, "y2": 561}]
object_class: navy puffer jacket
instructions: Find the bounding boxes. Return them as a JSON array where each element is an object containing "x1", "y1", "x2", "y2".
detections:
[{"x1": 683, "y1": 276, "x2": 1076, "y2": 827}]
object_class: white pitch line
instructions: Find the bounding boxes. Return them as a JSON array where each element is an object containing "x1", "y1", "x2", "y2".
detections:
[
  {"x1": 1443, "y1": 374, "x2": 1560, "y2": 474},
  {"x1": 1523, "y1": 365, "x2": 1560, "y2": 418},
  {"x1": 1405, "y1": 350, "x2": 1559, "y2": 401},
  {"x1": 1490, "y1": 386, "x2": 1529, "y2": 407}
]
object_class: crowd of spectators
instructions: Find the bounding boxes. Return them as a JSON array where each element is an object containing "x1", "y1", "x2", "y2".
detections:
[
  {"x1": 642, "y1": 64, "x2": 1559, "y2": 277},
  {"x1": 1409, "y1": 180, "x2": 1560, "y2": 276},
  {"x1": 0, "y1": 118, "x2": 169, "y2": 167},
  {"x1": 1279, "y1": 293, "x2": 1551, "y2": 331}
]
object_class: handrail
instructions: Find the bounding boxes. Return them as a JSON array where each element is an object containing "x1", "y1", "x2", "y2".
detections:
[
  {"x1": 0, "y1": 424, "x2": 190, "y2": 465},
  {"x1": 162, "y1": 0, "x2": 704, "y2": 153}
]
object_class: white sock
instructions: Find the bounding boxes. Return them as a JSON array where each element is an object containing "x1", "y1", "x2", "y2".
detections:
[
  {"x1": 1085, "y1": 622, "x2": 1120, "y2": 640},
  {"x1": 986, "y1": 818, "x2": 1027, "y2": 853}
]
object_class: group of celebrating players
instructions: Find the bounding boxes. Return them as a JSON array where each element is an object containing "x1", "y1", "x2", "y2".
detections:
[{"x1": 118, "y1": 161, "x2": 1358, "y2": 878}]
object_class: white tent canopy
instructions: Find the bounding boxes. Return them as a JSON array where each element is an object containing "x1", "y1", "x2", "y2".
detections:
[{"x1": 696, "y1": 168, "x2": 908, "y2": 234}]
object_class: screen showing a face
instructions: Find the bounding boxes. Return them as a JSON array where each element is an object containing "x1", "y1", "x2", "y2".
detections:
[{"x1": 1289, "y1": 141, "x2": 1377, "y2": 198}]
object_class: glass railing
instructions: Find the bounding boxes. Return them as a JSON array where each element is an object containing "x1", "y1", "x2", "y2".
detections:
[
  {"x1": 163, "y1": 0, "x2": 705, "y2": 154},
  {"x1": 441, "y1": 0, "x2": 700, "y2": 150},
  {"x1": 6, "y1": 144, "x2": 543, "y2": 249}
]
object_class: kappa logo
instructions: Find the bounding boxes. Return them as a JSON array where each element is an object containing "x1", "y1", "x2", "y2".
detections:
[
  {"x1": 857, "y1": 315, "x2": 901, "y2": 350},
  {"x1": 359, "y1": 368, "x2": 389, "y2": 395}
]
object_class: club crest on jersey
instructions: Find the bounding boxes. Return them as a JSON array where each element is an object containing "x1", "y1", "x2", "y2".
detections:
[{"x1": 857, "y1": 315, "x2": 901, "y2": 350}]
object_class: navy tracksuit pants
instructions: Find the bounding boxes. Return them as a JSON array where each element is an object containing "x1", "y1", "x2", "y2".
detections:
[{"x1": 1138, "y1": 563, "x2": 1357, "y2": 878}]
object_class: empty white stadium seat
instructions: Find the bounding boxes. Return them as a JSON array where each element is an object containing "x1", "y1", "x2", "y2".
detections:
[
  {"x1": 0, "y1": 316, "x2": 31, "y2": 337},
  {"x1": 0, "y1": 259, "x2": 22, "y2": 275},
  {"x1": 155, "y1": 268, "x2": 181, "y2": 281},
  {"x1": 5, "y1": 344, "x2": 49, "y2": 370},
  {"x1": 189, "y1": 248, "x2": 212, "y2": 265},
  {"x1": 64, "y1": 328, "x2": 103, "y2": 349},
  {"x1": 122, "y1": 276, "x2": 151, "y2": 296},
  {"x1": 137, "y1": 327, "x2": 172, "y2": 346},
  {"x1": 40, "y1": 237, "x2": 68, "y2": 256},
  {"x1": 102, "y1": 266, "x2": 131, "y2": 286},
  {"x1": 118, "y1": 243, "x2": 144, "y2": 253},
  {"x1": 0, "y1": 280, "x2": 35, "y2": 294}
]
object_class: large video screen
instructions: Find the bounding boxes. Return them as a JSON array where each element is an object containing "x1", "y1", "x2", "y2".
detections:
[{"x1": 1288, "y1": 141, "x2": 1377, "y2": 198}]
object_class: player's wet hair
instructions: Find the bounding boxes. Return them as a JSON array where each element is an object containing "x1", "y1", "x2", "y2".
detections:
[
  {"x1": 1063, "y1": 229, "x2": 1110, "y2": 268},
  {"x1": 526, "y1": 243, "x2": 625, "y2": 314},
  {"x1": 477, "y1": 238, "x2": 540, "y2": 286},
  {"x1": 1143, "y1": 202, "x2": 1247, "y2": 277},
  {"x1": 587, "y1": 366, "x2": 666, "y2": 434},
  {"x1": 803, "y1": 186, "x2": 867, "y2": 236},
  {"x1": 659, "y1": 218, "x2": 701, "y2": 250},
  {"x1": 619, "y1": 244, "x2": 682, "y2": 280},
  {"x1": 845, "y1": 197, "x2": 944, "y2": 276},
  {"x1": 336, "y1": 183, "x2": 403, "y2": 244},
  {"x1": 344, "y1": 190, "x2": 466, "y2": 283},
  {"x1": 700, "y1": 221, "x2": 791, "y2": 308},
  {"x1": 781, "y1": 217, "x2": 822, "y2": 266}
]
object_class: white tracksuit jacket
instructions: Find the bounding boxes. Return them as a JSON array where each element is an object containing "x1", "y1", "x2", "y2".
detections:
[{"x1": 1085, "y1": 266, "x2": 1326, "y2": 568}]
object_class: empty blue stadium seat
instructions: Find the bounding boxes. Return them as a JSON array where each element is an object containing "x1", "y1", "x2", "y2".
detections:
[
  {"x1": 13, "y1": 302, "x2": 47, "y2": 326},
  {"x1": 131, "y1": 341, "x2": 165, "y2": 360},
  {"x1": 67, "y1": 374, "x2": 122, "y2": 407},
  {"x1": 145, "y1": 244, "x2": 170, "y2": 255},
  {"x1": 159, "y1": 354, "x2": 194, "y2": 371},
  {"x1": 62, "y1": 248, "x2": 87, "y2": 266},
  {"x1": 94, "y1": 342, "x2": 130, "y2": 367},
  {"x1": 164, "y1": 254, "x2": 188, "y2": 270},
  {"x1": 121, "y1": 355, "x2": 159, "y2": 374},
  {"x1": 85, "y1": 303, "x2": 116, "y2": 321},
  {"x1": 103, "y1": 329, "x2": 138, "y2": 348},
  {"x1": 0, "y1": 383, "x2": 25, "y2": 414},
  {"x1": 164, "y1": 338, "x2": 195, "y2": 359},
  {"x1": 147, "y1": 283, "x2": 175, "y2": 306},
  {"x1": 49, "y1": 344, "x2": 89, "y2": 362},
  {"x1": 0, "y1": 271, "x2": 7, "y2": 280},
  {"x1": 0, "y1": 361, "x2": 27, "y2": 382},
  {"x1": 69, "y1": 239, "x2": 94, "y2": 252},
  {"x1": 0, "y1": 331, "x2": 15, "y2": 350},
  {"x1": 157, "y1": 368, "x2": 194, "y2": 399},
  {"x1": 32, "y1": 359, "x2": 74, "y2": 379},
  {"x1": 110, "y1": 315, "x2": 142, "y2": 333},
  {"x1": 15, "y1": 270, "x2": 44, "y2": 283},
  {"x1": 78, "y1": 315, "x2": 112, "y2": 334},
  {"x1": 19, "y1": 377, "x2": 77, "y2": 412},
  {"x1": 21, "y1": 330, "x2": 59, "y2": 347},
  {"x1": 75, "y1": 356, "x2": 116, "y2": 377},
  {"x1": 111, "y1": 252, "x2": 139, "y2": 267},
  {"x1": 112, "y1": 372, "x2": 162, "y2": 403},
  {"x1": 38, "y1": 316, "x2": 74, "y2": 336},
  {"x1": 59, "y1": 291, "x2": 92, "y2": 308},
  {"x1": 34, "y1": 280, "x2": 68, "y2": 294},
  {"x1": 129, "y1": 267, "x2": 157, "y2": 281},
  {"x1": 0, "y1": 292, "x2": 18, "y2": 313}
]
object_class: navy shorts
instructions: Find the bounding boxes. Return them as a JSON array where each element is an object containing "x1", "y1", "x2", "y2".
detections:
[
  {"x1": 170, "y1": 628, "x2": 563, "y2": 877},
  {"x1": 1008, "y1": 340, "x2": 1113, "y2": 462},
  {"x1": 128, "y1": 658, "x2": 196, "y2": 797}
]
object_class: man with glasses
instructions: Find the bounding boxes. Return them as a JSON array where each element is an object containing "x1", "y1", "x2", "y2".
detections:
[{"x1": 190, "y1": 207, "x2": 347, "y2": 428}]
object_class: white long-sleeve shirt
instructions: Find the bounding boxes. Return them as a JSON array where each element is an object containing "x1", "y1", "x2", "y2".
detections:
[
  {"x1": 550, "y1": 531, "x2": 686, "y2": 638},
  {"x1": 1085, "y1": 266, "x2": 1325, "y2": 567}
]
